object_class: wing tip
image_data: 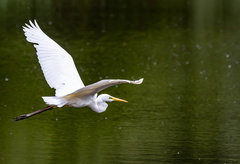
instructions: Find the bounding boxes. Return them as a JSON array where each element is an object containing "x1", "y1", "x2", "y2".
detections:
[
  {"x1": 23, "y1": 19, "x2": 40, "y2": 31},
  {"x1": 133, "y1": 78, "x2": 144, "y2": 84}
]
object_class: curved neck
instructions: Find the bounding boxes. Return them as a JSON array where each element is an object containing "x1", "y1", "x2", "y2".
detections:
[{"x1": 89, "y1": 95, "x2": 108, "y2": 113}]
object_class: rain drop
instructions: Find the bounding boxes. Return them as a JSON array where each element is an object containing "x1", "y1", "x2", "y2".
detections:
[{"x1": 196, "y1": 44, "x2": 201, "y2": 50}]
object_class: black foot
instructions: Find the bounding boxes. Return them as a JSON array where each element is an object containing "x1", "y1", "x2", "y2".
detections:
[
  {"x1": 13, "y1": 114, "x2": 29, "y2": 121},
  {"x1": 13, "y1": 106, "x2": 55, "y2": 121}
]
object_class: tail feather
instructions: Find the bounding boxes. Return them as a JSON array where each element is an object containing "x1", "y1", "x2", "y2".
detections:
[{"x1": 42, "y1": 96, "x2": 67, "y2": 107}]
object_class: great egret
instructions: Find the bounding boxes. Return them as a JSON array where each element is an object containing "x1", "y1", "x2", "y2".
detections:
[{"x1": 14, "y1": 20, "x2": 143, "y2": 121}]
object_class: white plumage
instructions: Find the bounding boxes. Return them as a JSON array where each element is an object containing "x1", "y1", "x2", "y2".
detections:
[
  {"x1": 23, "y1": 20, "x2": 84, "y2": 97},
  {"x1": 15, "y1": 20, "x2": 143, "y2": 121}
]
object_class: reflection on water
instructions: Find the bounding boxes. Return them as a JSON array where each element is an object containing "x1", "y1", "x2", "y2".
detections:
[{"x1": 1, "y1": 0, "x2": 240, "y2": 163}]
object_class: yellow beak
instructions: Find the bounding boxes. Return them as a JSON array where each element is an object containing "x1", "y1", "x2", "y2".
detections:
[{"x1": 111, "y1": 96, "x2": 128, "y2": 103}]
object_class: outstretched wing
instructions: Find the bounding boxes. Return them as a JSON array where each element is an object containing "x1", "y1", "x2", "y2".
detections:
[
  {"x1": 66, "y1": 78, "x2": 144, "y2": 98},
  {"x1": 23, "y1": 20, "x2": 84, "y2": 97}
]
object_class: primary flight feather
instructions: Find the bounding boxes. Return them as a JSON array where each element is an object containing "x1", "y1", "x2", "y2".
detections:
[
  {"x1": 14, "y1": 20, "x2": 143, "y2": 121},
  {"x1": 23, "y1": 20, "x2": 84, "y2": 97}
]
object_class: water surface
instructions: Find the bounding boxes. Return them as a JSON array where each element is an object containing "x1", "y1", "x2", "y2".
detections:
[{"x1": 1, "y1": 0, "x2": 240, "y2": 163}]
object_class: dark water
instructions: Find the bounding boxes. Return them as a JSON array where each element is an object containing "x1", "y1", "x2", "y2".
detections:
[{"x1": 1, "y1": 0, "x2": 240, "y2": 163}]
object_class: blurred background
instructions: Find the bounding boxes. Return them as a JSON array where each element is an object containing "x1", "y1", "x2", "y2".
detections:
[{"x1": 1, "y1": 0, "x2": 240, "y2": 163}]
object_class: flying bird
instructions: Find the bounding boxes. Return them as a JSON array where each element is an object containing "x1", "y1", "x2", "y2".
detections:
[{"x1": 14, "y1": 20, "x2": 143, "y2": 121}]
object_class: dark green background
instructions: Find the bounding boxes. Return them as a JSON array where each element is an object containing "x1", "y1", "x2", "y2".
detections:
[{"x1": 1, "y1": 0, "x2": 240, "y2": 163}]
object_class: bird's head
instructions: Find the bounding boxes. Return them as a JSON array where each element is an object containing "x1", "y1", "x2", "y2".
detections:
[
  {"x1": 98, "y1": 94, "x2": 128, "y2": 103},
  {"x1": 91, "y1": 94, "x2": 128, "y2": 113}
]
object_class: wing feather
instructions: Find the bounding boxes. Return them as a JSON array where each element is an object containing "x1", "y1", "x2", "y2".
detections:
[
  {"x1": 67, "y1": 78, "x2": 144, "y2": 98},
  {"x1": 23, "y1": 20, "x2": 84, "y2": 97}
]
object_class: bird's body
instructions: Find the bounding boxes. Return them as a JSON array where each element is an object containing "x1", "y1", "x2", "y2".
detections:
[{"x1": 14, "y1": 20, "x2": 143, "y2": 121}]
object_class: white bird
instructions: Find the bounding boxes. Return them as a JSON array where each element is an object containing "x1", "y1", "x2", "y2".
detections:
[{"x1": 14, "y1": 20, "x2": 143, "y2": 121}]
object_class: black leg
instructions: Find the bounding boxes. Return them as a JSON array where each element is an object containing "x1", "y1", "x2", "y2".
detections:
[{"x1": 13, "y1": 106, "x2": 55, "y2": 121}]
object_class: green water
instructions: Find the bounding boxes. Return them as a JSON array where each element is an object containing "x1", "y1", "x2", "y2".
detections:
[{"x1": 1, "y1": 0, "x2": 240, "y2": 163}]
